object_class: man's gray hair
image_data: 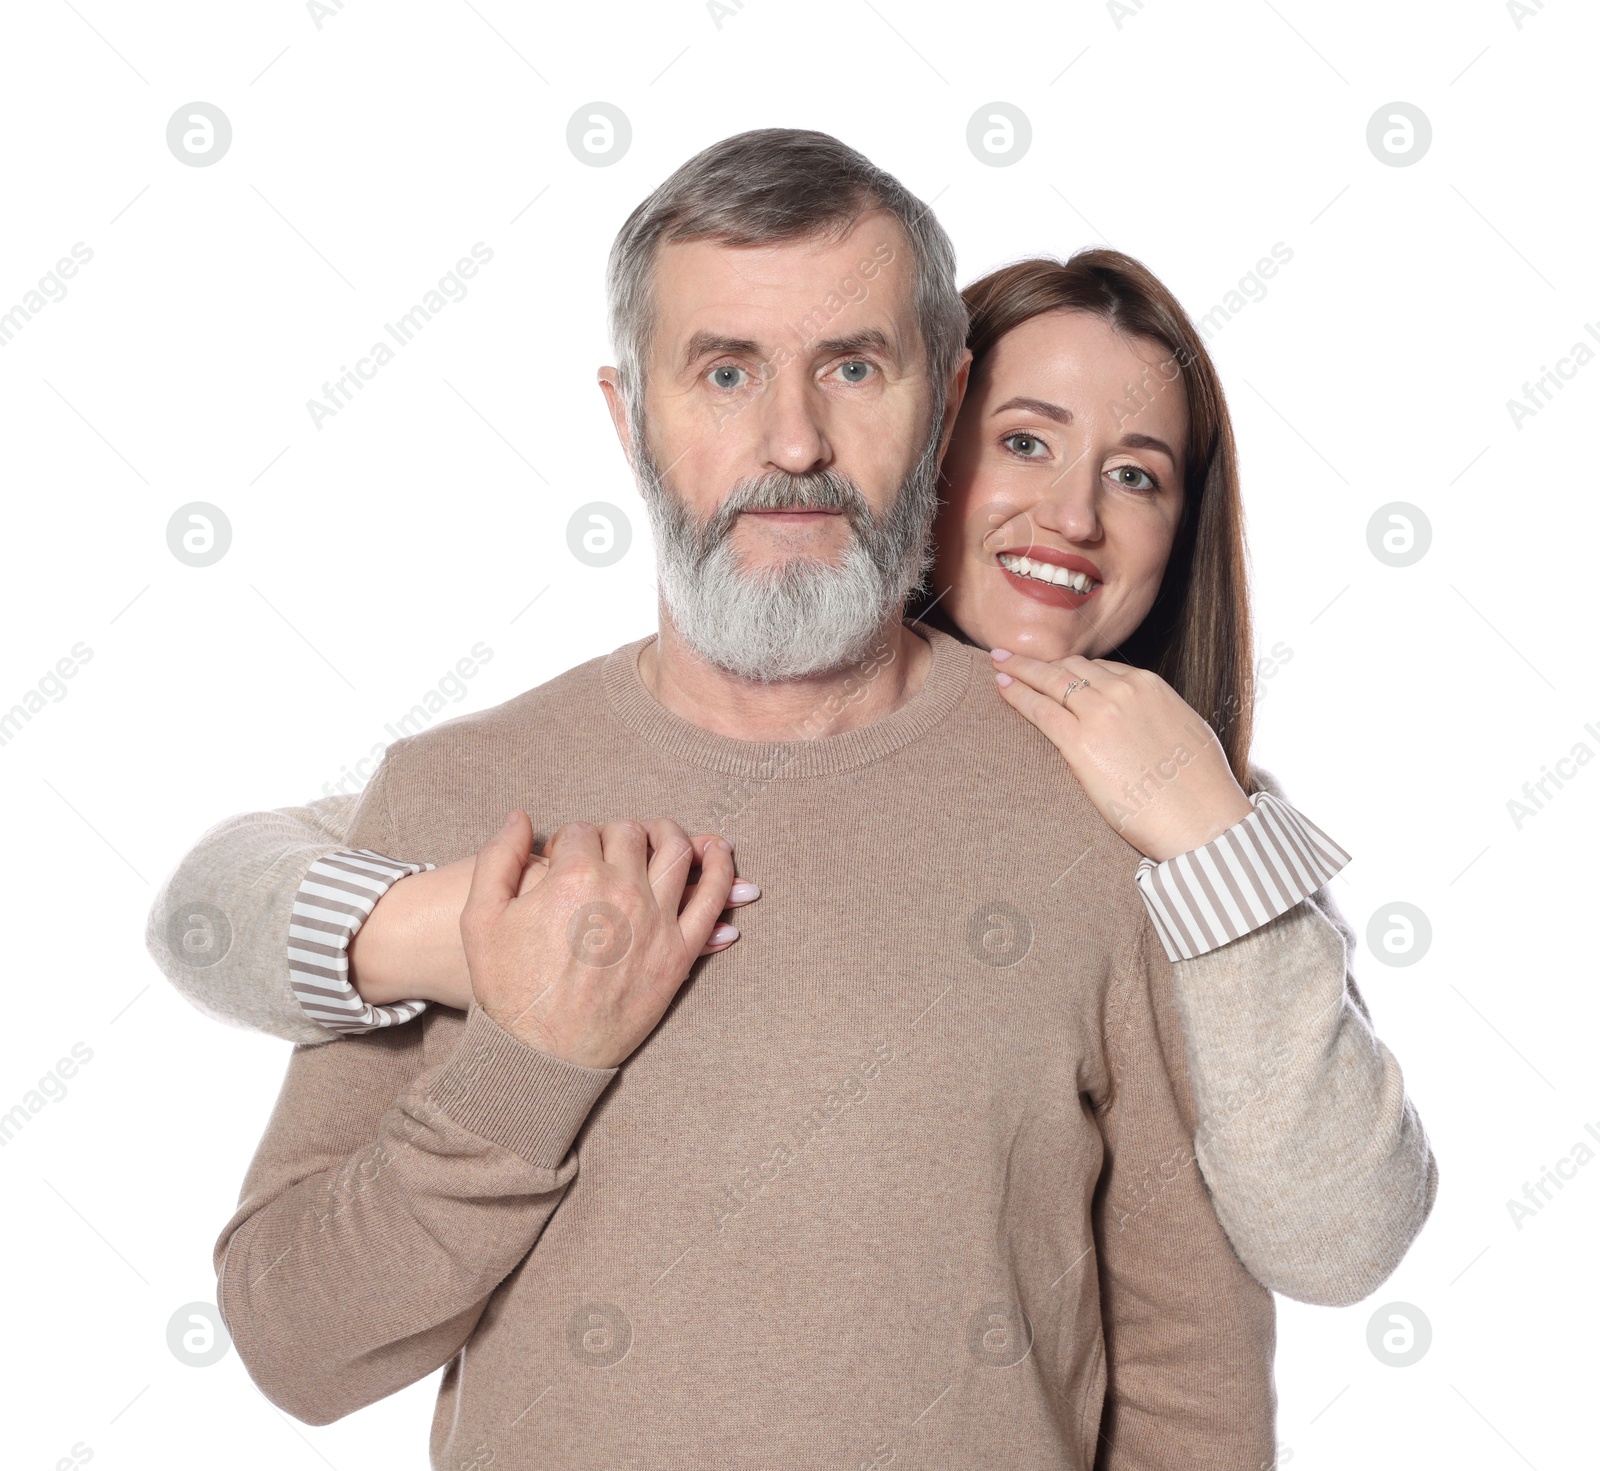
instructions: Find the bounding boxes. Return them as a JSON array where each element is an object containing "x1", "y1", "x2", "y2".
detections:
[{"x1": 605, "y1": 128, "x2": 968, "y2": 419}]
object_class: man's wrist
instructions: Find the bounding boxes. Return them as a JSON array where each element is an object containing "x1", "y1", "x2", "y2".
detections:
[
  {"x1": 475, "y1": 992, "x2": 623, "y2": 1071},
  {"x1": 426, "y1": 1003, "x2": 618, "y2": 1169}
]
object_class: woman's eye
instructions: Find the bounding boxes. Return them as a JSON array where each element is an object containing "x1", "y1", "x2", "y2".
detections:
[
  {"x1": 1002, "y1": 432, "x2": 1049, "y2": 459},
  {"x1": 831, "y1": 360, "x2": 874, "y2": 384},
  {"x1": 1110, "y1": 464, "x2": 1158, "y2": 492},
  {"x1": 708, "y1": 365, "x2": 749, "y2": 390}
]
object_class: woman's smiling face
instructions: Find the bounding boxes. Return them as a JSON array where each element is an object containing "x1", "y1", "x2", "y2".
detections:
[{"x1": 932, "y1": 309, "x2": 1190, "y2": 662}]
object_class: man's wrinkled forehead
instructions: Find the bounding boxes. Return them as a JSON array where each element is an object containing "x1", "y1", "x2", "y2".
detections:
[{"x1": 648, "y1": 211, "x2": 920, "y2": 371}]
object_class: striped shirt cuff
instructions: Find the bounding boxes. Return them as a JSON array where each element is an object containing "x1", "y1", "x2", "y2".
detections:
[
  {"x1": 1133, "y1": 791, "x2": 1351, "y2": 963},
  {"x1": 289, "y1": 849, "x2": 436, "y2": 1034}
]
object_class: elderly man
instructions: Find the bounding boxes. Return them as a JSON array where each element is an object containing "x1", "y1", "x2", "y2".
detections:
[{"x1": 207, "y1": 129, "x2": 1275, "y2": 1469}]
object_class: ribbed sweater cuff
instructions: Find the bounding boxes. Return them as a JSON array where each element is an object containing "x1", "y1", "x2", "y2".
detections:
[{"x1": 425, "y1": 1003, "x2": 618, "y2": 1169}]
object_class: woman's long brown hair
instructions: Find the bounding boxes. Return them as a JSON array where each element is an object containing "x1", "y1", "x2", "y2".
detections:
[{"x1": 927, "y1": 249, "x2": 1256, "y2": 788}]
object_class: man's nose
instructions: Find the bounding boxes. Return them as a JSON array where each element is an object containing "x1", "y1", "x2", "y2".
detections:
[{"x1": 755, "y1": 365, "x2": 830, "y2": 475}]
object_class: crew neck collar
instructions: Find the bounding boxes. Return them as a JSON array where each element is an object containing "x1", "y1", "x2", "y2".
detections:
[{"x1": 601, "y1": 627, "x2": 973, "y2": 779}]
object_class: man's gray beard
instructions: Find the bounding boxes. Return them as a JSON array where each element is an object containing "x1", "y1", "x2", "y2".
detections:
[{"x1": 632, "y1": 410, "x2": 943, "y2": 684}]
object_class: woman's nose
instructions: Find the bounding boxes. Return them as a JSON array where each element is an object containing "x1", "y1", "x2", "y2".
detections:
[{"x1": 1030, "y1": 460, "x2": 1101, "y2": 544}]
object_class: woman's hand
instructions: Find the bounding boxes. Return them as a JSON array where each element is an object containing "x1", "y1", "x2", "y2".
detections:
[
  {"x1": 991, "y1": 649, "x2": 1252, "y2": 862},
  {"x1": 350, "y1": 832, "x2": 759, "y2": 1011}
]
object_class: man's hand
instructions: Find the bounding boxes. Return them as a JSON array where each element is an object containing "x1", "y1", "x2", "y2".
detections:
[
  {"x1": 461, "y1": 811, "x2": 740, "y2": 1068},
  {"x1": 351, "y1": 824, "x2": 755, "y2": 1012}
]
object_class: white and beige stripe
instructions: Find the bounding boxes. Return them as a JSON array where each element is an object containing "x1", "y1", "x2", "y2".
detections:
[
  {"x1": 289, "y1": 850, "x2": 436, "y2": 1033},
  {"x1": 1134, "y1": 791, "x2": 1351, "y2": 963}
]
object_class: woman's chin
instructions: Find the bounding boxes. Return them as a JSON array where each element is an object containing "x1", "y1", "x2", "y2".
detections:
[
  {"x1": 955, "y1": 606, "x2": 1072, "y2": 660},
  {"x1": 969, "y1": 622, "x2": 1085, "y2": 662},
  {"x1": 947, "y1": 589, "x2": 1125, "y2": 662},
  {"x1": 975, "y1": 593, "x2": 1142, "y2": 663},
  {"x1": 1014, "y1": 636, "x2": 1085, "y2": 662}
]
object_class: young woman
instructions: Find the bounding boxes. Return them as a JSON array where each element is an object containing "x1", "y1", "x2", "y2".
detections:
[{"x1": 151, "y1": 249, "x2": 1434, "y2": 1306}]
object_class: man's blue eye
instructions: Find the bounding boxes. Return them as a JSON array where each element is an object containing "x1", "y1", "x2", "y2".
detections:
[
  {"x1": 710, "y1": 366, "x2": 744, "y2": 389},
  {"x1": 837, "y1": 361, "x2": 871, "y2": 383}
]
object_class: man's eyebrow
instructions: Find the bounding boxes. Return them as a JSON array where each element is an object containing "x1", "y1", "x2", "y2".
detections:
[
  {"x1": 811, "y1": 328, "x2": 895, "y2": 359},
  {"x1": 991, "y1": 396, "x2": 1072, "y2": 425},
  {"x1": 681, "y1": 331, "x2": 764, "y2": 366},
  {"x1": 1120, "y1": 431, "x2": 1178, "y2": 463}
]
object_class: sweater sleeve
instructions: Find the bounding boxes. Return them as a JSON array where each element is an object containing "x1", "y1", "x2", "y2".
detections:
[
  {"x1": 145, "y1": 790, "x2": 441, "y2": 1047},
  {"x1": 1091, "y1": 918, "x2": 1278, "y2": 1471},
  {"x1": 213, "y1": 1002, "x2": 617, "y2": 1424},
  {"x1": 1158, "y1": 765, "x2": 1437, "y2": 1306},
  {"x1": 147, "y1": 794, "x2": 368, "y2": 1046},
  {"x1": 1166, "y1": 885, "x2": 1438, "y2": 1306}
]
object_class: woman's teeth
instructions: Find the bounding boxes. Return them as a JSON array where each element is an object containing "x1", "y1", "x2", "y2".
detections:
[{"x1": 997, "y1": 552, "x2": 1098, "y2": 594}]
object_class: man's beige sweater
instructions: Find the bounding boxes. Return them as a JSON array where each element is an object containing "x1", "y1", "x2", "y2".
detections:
[{"x1": 214, "y1": 630, "x2": 1275, "y2": 1468}]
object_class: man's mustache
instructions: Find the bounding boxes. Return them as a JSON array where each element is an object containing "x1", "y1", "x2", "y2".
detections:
[{"x1": 697, "y1": 470, "x2": 877, "y2": 550}]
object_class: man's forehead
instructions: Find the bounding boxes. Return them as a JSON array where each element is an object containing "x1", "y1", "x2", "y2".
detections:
[{"x1": 650, "y1": 211, "x2": 915, "y2": 346}]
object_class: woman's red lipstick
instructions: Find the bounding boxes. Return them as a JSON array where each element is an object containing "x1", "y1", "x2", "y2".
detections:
[{"x1": 995, "y1": 545, "x2": 1103, "y2": 610}]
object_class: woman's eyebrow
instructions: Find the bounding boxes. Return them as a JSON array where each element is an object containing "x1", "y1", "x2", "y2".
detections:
[
  {"x1": 1120, "y1": 431, "x2": 1177, "y2": 463},
  {"x1": 991, "y1": 395, "x2": 1072, "y2": 424}
]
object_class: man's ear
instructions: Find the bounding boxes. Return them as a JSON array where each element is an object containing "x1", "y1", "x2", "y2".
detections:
[
  {"x1": 936, "y1": 348, "x2": 974, "y2": 462},
  {"x1": 597, "y1": 366, "x2": 634, "y2": 469}
]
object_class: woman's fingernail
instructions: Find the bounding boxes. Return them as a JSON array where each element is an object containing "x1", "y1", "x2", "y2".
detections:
[
  {"x1": 729, "y1": 880, "x2": 761, "y2": 902},
  {"x1": 991, "y1": 648, "x2": 1012, "y2": 661},
  {"x1": 711, "y1": 922, "x2": 739, "y2": 944},
  {"x1": 502, "y1": 810, "x2": 519, "y2": 830},
  {"x1": 996, "y1": 672, "x2": 1014, "y2": 688}
]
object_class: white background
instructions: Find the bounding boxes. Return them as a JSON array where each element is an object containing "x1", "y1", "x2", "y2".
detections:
[{"x1": 2, "y1": 0, "x2": 1595, "y2": 1466}]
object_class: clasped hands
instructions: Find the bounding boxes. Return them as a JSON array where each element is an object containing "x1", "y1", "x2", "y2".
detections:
[{"x1": 350, "y1": 654, "x2": 1249, "y2": 1067}]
